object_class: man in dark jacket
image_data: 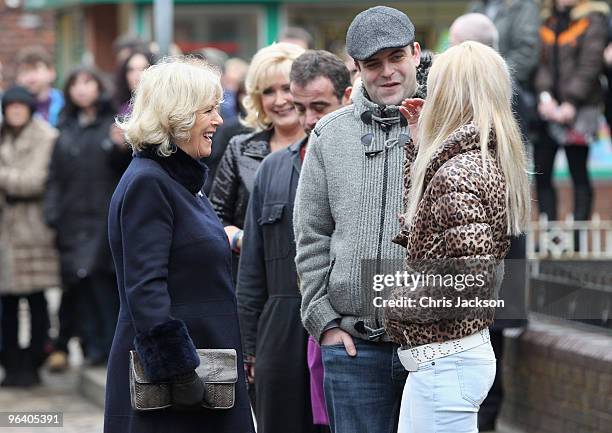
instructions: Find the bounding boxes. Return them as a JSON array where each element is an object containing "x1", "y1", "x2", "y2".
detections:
[
  {"x1": 468, "y1": 0, "x2": 540, "y2": 90},
  {"x1": 469, "y1": 0, "x2": 540, "y2": 132},
  {"x1": 237, "y1": 50, "x2": 351, "y2": 433}
]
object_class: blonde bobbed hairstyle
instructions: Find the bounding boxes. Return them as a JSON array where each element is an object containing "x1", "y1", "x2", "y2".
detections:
[
  {"x1": 119, "y1": 56, "x2": 222, "y2": 156},
  {"x1": 406, "y1": 41, "x2": 530, "y2": 236},
  {"x1": 242, "y1": 42, "x2": 305, "y2": 130}
]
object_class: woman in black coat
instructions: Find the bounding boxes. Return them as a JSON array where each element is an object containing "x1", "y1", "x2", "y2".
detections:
[
  {"x1": 104, "y1": 57, "x2": 254, "y2": 433},
  {"x1": 44, "y1": 66, "x2": 125, "y2": 366}
]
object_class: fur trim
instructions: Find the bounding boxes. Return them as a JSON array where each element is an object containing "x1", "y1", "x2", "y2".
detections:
[
  {"x1": 133, "y1": 319, "x2": 199, "y2": 381},
  {"x1": 415, "y1": 50, "x2": 434, "y2": 100},
  {"x1": 572, "y1": 1, "x2": 610, "y2": 20},
  {"x1": 541, "y1": 1, "x2": 610, "y2": 20}
]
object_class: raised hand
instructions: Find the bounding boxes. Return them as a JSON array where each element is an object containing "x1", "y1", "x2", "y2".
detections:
[{"x1": 399, "y1": 98, "x2": 425, "y2": 126}]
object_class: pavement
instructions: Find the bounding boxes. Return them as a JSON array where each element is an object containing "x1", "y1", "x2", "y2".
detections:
[
  {"x1": 0, "y1": 288, "x2": 524, "y2": 433},
  {"x1": 0, "y1": 289, "x2": 104, "y2": 433},
  {"x1": 0, "y1": 368, "x2": 104, "y2": 433},
  {"x1": 0, "y1": 364, "x2": 524, "y2": 433}
]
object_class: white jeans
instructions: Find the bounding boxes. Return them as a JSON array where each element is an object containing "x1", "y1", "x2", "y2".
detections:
[{"x1": 398, "y1": 339, "x2": 496, "y2": 433}]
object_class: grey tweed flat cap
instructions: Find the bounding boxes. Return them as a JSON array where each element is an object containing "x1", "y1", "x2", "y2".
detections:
[{"x1": 346, "y1": 6, "x2": 415, "y2": 61}]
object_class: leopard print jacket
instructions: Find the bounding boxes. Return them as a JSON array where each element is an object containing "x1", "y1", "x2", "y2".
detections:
[{"x1": 384, "y1": 123, "x2": 510, "y2": 347}]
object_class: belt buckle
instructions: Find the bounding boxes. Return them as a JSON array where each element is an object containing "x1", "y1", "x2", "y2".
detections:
[
  {"x1": 398, "y1": 347, "x2": 419, "y2": 372},
  {"x1": 354, "y1": 321, "x2": 385, "y2": 342},
  {"x1": 367, "y1": 328, "x2": 385, "y2": 341},
  {"x1": 398, "y1": 330, "x2": 420, "y2": 371}
]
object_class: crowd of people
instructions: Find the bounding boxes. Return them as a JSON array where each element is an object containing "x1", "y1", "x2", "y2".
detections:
[{"x1": 0, "y1": 1, "x2": 611, "y2": 433}]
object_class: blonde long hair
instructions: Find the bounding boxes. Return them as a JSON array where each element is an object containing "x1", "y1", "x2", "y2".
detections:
[{"x1": 405, "y1": 41, "x2": 530, "y2": 236}]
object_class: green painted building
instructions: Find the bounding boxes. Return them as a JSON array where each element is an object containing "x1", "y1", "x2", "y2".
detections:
[{"x1": 24, "y1": 0, "x2": 469, "y2": 76}]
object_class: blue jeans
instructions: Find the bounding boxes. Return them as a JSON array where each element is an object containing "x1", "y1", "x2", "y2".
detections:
[
  {"x1": 321, "y1": 338, "x2": 408, "y2": 433},
  {"x1": 398, "y1": 340, "x2": 496, "y2": 433}
]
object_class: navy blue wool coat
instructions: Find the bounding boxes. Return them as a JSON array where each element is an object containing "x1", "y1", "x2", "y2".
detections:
[{"x1": 104, "y1": 146, "x2": 254, "y2": 433}]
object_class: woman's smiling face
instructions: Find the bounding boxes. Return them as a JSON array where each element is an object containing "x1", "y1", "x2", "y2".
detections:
[
  {"x1": 179, "y1": 104, "x2": 223, "y2": 159},
  {"x1": 260, "y1": 73, "x2": 299, "y2": 130}
]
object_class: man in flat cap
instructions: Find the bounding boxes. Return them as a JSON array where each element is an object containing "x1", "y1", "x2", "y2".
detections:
[{"x1": 294, "y1": 6, "x2": 431, "y2": 433}]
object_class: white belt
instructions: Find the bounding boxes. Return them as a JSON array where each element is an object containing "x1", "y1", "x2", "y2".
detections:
[{"x1": 397, "y1": 329, "x2": 490, "y2": 371}]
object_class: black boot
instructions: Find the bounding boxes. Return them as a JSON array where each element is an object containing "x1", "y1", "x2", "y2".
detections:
[
  {"x1": 0, "y1": 348, "x2": 21, "y2": 387},
  {"x1": 16, "y1": 348, "x2": 41, "y2": 387},
  {"x1": 478, "y1": 411, "x2": 497, "y2": 432}
]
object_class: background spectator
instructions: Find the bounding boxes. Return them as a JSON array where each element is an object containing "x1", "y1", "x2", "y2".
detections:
[
  {"x1": 533, "y1": 0, "x2": 609, "y2": 226},
  {"x1": 0, "y1": 86, "x2": 59, "y2": 387},
  {"x1": 201, "y1": 57, "x2": 251, "y2": 192},
  {"x1": 203, "y1": 80, "x2": 249, "y2": 195},
  {"x1": 449, "y1": 12, "x2": 499, "y2": 48},
  {"x1": 112, "y1": 34, "x2": 148, "y2": 66},
  {"x1": 109, "y1": 49, "x2": 157, "y2": 173},
  {"x1": 279, "y1": 26, "x2": 314, "y2": 49},
  {"x1": 113, "y1": 49, "x2": 157, "y2": 117},
  {"x1": 468, "y1": 0, "x2": 541, "y2": 90},
  {"x1": 15, "y1": 46, "x2": 64, "y2": 127},
  {"x1": 44, "y1": 66, "x2": 122, "y2": 368},
  {"x1": 220, "y1": 57, "x2": 249, "y2": 122}
]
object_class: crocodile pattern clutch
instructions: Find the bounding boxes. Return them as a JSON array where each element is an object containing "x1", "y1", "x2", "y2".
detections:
[{"x1": 129, "y1": 349, "x2": 237, "y2": 411}]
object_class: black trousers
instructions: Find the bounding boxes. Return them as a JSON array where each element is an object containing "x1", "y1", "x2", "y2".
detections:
[
  {"x1": 79, "y1": 273, "x2": 119, "y2": 362},
  {"x1": 55, "y1": 273, "x2": 118, "y2": 361},
  {"x1": 1, "y1": 292, "x2": 50, "y2": 364},
  {"x1": 533, "y1": 127, "x2": 593, "y2": 222},
  {"x1": 54, "y1": 287, "x2": 79, "y2": 353}
]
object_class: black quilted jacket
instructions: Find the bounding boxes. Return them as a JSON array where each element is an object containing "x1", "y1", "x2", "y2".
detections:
[{"x1": 209, "y1": 129, "x2": 272, "y2": 228}]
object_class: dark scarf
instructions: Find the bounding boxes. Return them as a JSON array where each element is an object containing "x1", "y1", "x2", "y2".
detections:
[{"x1": 137, "y1": 145, "x2": 208, "y2": 195}]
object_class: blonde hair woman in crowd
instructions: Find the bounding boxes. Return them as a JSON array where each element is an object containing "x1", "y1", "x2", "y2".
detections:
[
  {"x1": 104, "y1": 57, "x2": 254, "y2": 433},
  {"x1": 209, "y1": 42, "x2": 304, "y2": 265},
  {"x1": 385, "y1": 41, "x2": 530, "y2": 432}
]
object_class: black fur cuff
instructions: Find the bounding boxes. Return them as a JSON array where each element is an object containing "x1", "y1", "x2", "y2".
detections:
[{"x1": 133, "y1": 319, "x2": 199, "y2": 382}]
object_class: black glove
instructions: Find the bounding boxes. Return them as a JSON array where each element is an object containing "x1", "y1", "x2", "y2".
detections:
[{"x1": 171, "y1": 370, "x2": 204, "y2": 407}]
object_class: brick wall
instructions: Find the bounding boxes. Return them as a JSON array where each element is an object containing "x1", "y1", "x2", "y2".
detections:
[
  {"x1": 501, "y1": 321, "x2": 612, "y2": 433},
  {"x1": 0, "y1": 3, "x2": 56, "y2": 88},
  {"x1": 558, "y1": 181, "x2": 612, "y2": 220},
  {"x1": 532, "y1": 181, "x2": 612, "y2": 222}
]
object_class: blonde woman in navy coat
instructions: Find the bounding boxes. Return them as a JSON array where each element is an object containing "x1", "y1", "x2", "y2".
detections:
[{"x1": 104, "y1": 57, "x2": 254, "y2": 433}]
